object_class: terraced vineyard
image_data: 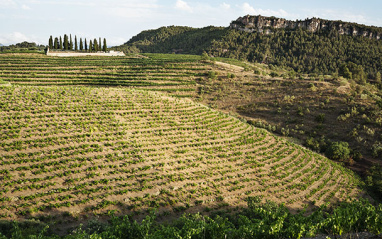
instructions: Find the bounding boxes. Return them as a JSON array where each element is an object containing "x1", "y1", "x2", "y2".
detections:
[
  {"x1": 0, "y1": 53, "x2": 205, "y2": 98},
  {"x1": 0, "y1": 85, "x2": 363, "y2": 222}
]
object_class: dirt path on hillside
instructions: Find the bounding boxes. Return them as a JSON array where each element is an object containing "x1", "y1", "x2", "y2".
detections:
[{"x1": 214, "y1": 61, "x2": 245, "y2": 73}]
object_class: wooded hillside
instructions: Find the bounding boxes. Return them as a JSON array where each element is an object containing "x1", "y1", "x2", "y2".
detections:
[{"x1": 117, "y1": 16, "x2": 382, "y2": 82}]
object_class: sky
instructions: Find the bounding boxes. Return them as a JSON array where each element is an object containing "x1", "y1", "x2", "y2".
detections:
[{"x1": 0, "y1": 0, "x2": 381, "y2": 46}]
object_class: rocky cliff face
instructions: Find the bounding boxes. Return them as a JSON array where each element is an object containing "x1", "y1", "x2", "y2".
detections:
[{"x1": 230, "y1": 15, "x2": 382, "y2": 40}]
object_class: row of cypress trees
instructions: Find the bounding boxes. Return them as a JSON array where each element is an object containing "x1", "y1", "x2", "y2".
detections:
[{"x1": 48, "y1": 35, "x2": 107, "y2": 52}]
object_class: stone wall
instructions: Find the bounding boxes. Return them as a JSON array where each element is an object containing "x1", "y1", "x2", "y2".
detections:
[{"x1": 46, "y1": 51, "x2": 125, "y2": 57}]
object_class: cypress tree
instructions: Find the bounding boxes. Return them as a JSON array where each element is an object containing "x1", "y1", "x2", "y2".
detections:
[
  {"x1": 93, "y1": 39, "x2": 98, "y2": 52},
  {"x1": 85, "y1": 38, "x2": 88, "y2": 51},
  {"x1": 54, "y1": 37, "x2": 59, "y2": 49},
  {"x1": 103, "y1": 38, "x2": 107, "y2": 52},
  {"x1": 89, "y1": 40, "x2": 93, "y2": 52},
  {"x1": 93, "y1": 38, "x2": 98, "y2": 51},
  {"x1": 48, "y1": 36, "x2": 53, "y2": 49},
  {"x1": 75, "y1": 36, "x2": 78, "y2": 51},
  {"x1": 99, "y1": 37, "x2": 102, "y2": 51},
  {"x1": 64, "y1": 34, "x2": 68, "y2": 50},
  {"x1": 79, "y1": 38, "x2": 83, "y2": 51},
  {"x1": 59, "y1": 36, "x2": 62, "y2": 50},
  {"x1": 69, "y1": 34, "x2": 73, "y2": 50}
]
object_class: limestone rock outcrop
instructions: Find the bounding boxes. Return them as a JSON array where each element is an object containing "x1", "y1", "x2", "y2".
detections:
[{"x1": 230, "y1": 15, "x2": 381, "y2": 40}]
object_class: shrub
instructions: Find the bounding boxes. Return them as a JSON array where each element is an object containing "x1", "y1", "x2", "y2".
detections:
[
  {"x1": 227, "y1": 73, "x2": 236, "y2": 79},
  {"x1": 309, "y1": 83, "x2": 317, "y2": 92},
  {"x1": 315, "y1": 113, "x2": 325, "y2": 123},
  {"x1": 305, "y1": 137, "x2": 320, "y2": 151},
  {"x1": 371, "y1": 143, "x2": 382, "y2": 157},
  {"x1": 288, "y1": 70, "x2": 296, "y2": 79},
  {"x1": 270, "y1": 72, "x2": 279, "y2": 77},
  {"x1": 366, "y1": 165, "x2": 382, "y2": 199},
  {"x1": 325, "y1": 141, "x2": 351, "y2": 161},
  {"x1": 201, "y1": 52, "x2": 210, "y2": 61},
  {"x1": 207, "y1": 71, "x2": 218, "y2": 79}
]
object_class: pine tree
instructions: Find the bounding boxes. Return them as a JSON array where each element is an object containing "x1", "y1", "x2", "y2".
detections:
[
  {"x1": 79, "y1": 38, "x2": 83, "y2": 51},
  {"x1": 48, "y1": 36, "x2": 53, "y2": 49},
  {"x1": 59, "y1": 36, "x2": 63, "y2": 50},
  {"x1": 69, "y1": 34, "x2": 73, "y2": 50},
  {"x1": 376, "y1": 72, "x2": 381, "y2": 84},
  {"x1": 75, "y1": 36, "x2": 78, "y2": 51},
  {"x1": 85, "y1": 38, "x2": 88, "y2": 51},
  {"x1": 339, "y1": 64, "x2": 352, "y2": 79},
  {"x1": 89, "y1": 40, "x2": 93, "y2": 52},
  {"x1": 103, "y1": 38, "x2": 107, "y2": 52},
  {"x1": 64, "y1": 34, "x2": 68, "y2": 50},
  {"x1": 94, "y1": 39, "x2": 98, "y2": 52}
]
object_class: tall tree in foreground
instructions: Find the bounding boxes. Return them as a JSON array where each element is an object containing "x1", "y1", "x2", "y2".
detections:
[
  {"x1": 89, "y1": 40, "x2": 93, "y2": 52},
  {"x1": 48, "y1": 36, "x2": 53, "y2": 49},
  {"x1": 84, "y1": 38, "x2": 88, "y2": 51},
  {"x1": 75, "y1": 36, "x2": 78, "y2": 51},
  {"x1": 103, "y1": 38, "x2": 107, "y2": 52}
]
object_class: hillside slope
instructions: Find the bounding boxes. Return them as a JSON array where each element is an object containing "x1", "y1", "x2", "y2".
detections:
[
  {"x1": 117, "y1": 15, "x2": 382, "y2": 80},
  {"x1": 0, "y1": 53, "x2": 380, "y2": 191},
  {"x1": 119, "y1": 25, "x2": 226, "y2": 55},
  {"x1": 0, "y1": 53, "x2": 201, "y2": 98},
  {"x1": 0, "y1": 85, "x2": 364, "y2": 228}
]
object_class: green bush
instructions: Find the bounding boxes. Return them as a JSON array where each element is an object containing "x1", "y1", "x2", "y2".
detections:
[
  {"x1": 367, "y1": 165, "x2": 382, "y2": 199},
  {"x1": 201, "y1": 52, "x2": 210, "y2": 61},
  {"x1": 305, "y1": 137, "x2": 320, "y2": 151},
  {"x1": 227, "y1": 73, "x2": 236, "y2": 79},
  {"x1": 207, "y1": 71, "x2": 218, "y2": 79},
  {"x1": 372, "y1": 143, "x2": 382, "y2": 157},
  {"x1": 325, "y1": 141, "x2": 351, "y2": 161},
  {"x1": 269, "y1": 72, "x2": 279, "y2": 77},
  {"x1": 315, "y1": 113, "x2": 325, "y2": 123}
]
